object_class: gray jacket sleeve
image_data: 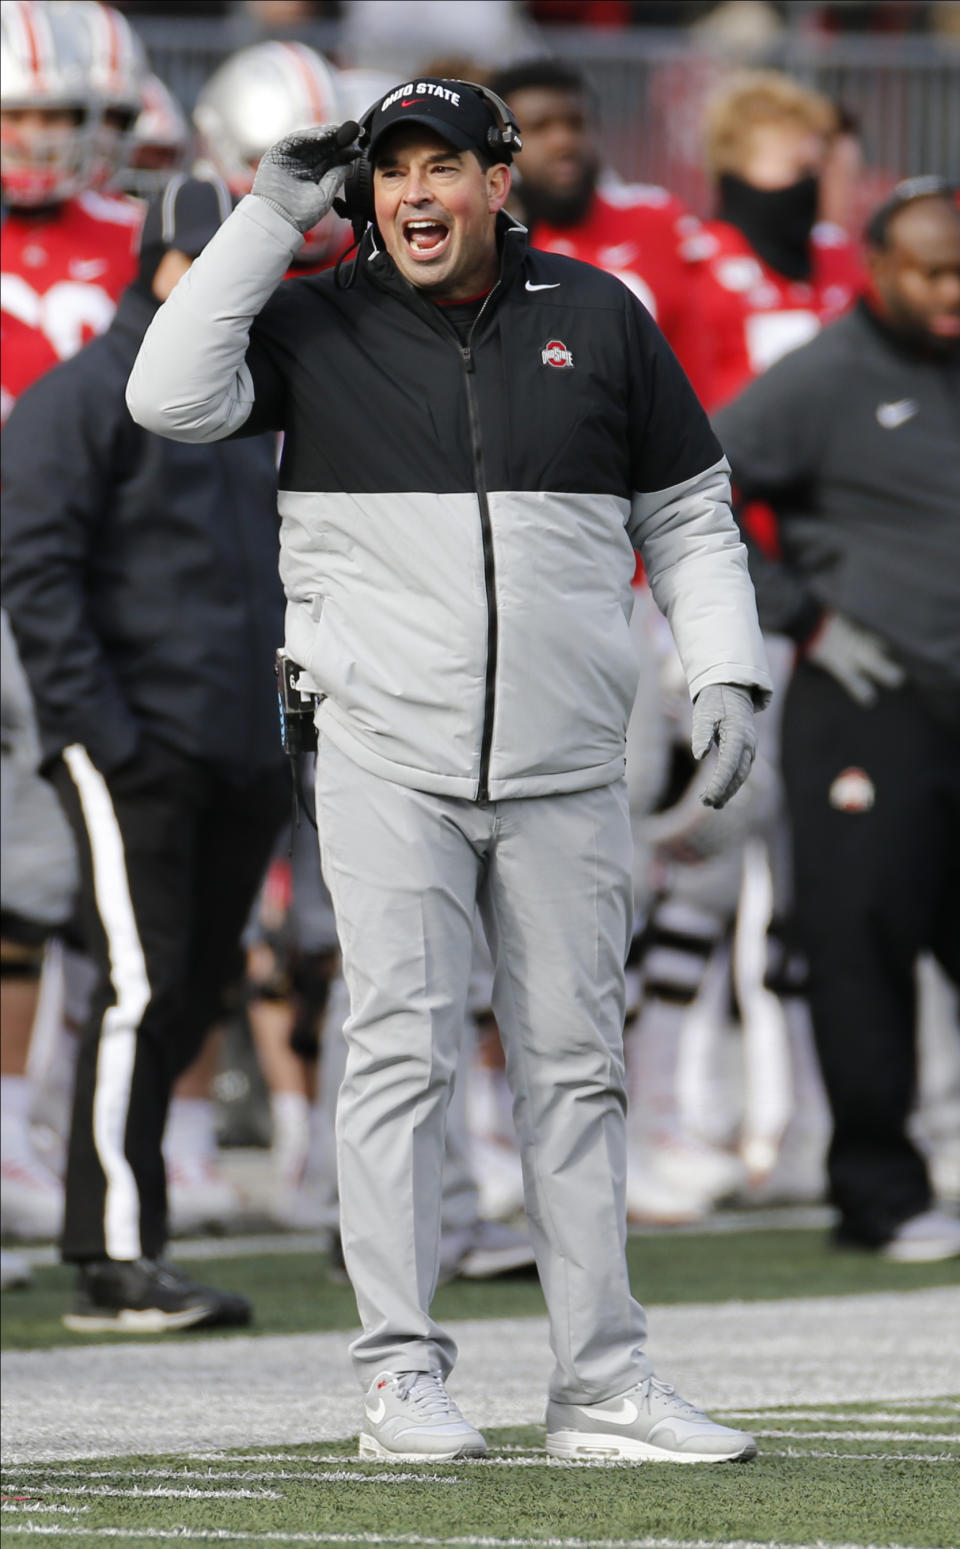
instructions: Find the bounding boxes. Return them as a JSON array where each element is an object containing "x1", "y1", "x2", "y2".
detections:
[
  {"x1": 713, "y1": 340, "x2": 831, "y2": 643},
  {"x1": 126, "y1": 195, "x2": 302, "y2": 443},
  {"x1": 628, "y1": 457, "x2": 772, "y2": 707}
]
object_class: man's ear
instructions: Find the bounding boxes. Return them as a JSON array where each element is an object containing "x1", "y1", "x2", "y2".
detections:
[{"x1": 487, "y1": 162, "x2": 511, "y2": 215}]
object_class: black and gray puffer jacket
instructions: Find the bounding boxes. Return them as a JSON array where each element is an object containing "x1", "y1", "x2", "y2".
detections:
[{"x1": 127, "y1": 196, "x2": 771, "y2": 801}]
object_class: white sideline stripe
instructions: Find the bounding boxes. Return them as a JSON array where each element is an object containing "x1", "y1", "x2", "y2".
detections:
[
  {"x1": 6, "y1": 1289, "x2": 959, "y2": 1464},
  {"x1": 183, "y1": 1451, "x2": 548, "y2": 1464},
  {"x1": 764, "y1": 1448, "x2": 958, "y2": 1462},
  {"x1": 753, "y1": 1429, "x2": 959, "y2": 1442},
  {"x1": 721, "y1": 1408, "x2": 959, "y2": 1421},
  {"x1": 14, "y1": 1486, "x2": 282, "y2": 1500},
  {"x1": 5, "y1": 1468, "x2": 456, "y2": 1486},
  {"x1": 63, "y1": 745, "x2": 151, "y2": 1262},
  {"x1": 0, "y1": 1530, "x2": 935, "y2": 1549},
  {"x1": 0, "y1": 1505, "x2": 88, "y2": 1514}
]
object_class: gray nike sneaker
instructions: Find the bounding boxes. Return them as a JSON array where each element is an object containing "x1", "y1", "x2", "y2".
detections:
[
  {"x1": 358, "y1": 1370, "x2": 488, "y2": 1462},
  {"x1": 546, "y1": 1373, "x2": 757, "y2": 1464}
]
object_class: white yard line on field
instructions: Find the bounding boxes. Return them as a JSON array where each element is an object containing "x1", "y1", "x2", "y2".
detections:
[
  {"x1": 0, "y1": 1505, "x2": 88, "y2": 1514},
  {"x1": 762, "y1": 1448, "x2": 959, "y2": 1462},
  {"x1": 720, "y1": 1407, "x2": 959, "y2": 1421},
  {"x1": 9, "y1": 1485, "x2": 283, "y2": 1499},
  {"x1": 752, "y1": 1428, "x2": 959, "y2": 1441},
  {"x1": 4, "y1": 1287, "x2": 959, "y2": 1465},
  {"x1": 0, "y1": 1528, "x2": 936, "y2": 1549},
  {"x1": 4, "y1": 1468, "x2": 457, "y2": 1487}
]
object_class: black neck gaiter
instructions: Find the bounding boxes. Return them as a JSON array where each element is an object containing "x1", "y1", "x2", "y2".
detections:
[{"x1": 718, "y1": 173, "x2": 820, "y2": 281}]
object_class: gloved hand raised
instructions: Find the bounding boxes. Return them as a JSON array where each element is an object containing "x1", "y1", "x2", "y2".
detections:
[
  {"x1": 805, "y1": 611, "x2": 905, "y2": 707},
  {"x1": 690, "y1": 683, "x2": 757, "y2": 809},
  {"x1": 251, "y1": 121, "x2": 360, "y2": 234}
]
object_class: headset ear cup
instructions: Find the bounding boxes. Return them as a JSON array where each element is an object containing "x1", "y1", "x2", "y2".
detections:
[{"x1": 334, "y1": 155, "x2": 375, "y2": 225}]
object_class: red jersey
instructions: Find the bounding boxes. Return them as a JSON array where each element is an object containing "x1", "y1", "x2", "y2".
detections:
[
  {"x1": 684, "y1": 218, "x2": 864, "y2": 411},
  {"x1": 527, "y1": 179, "x2": 704, "y2": 378},
  {"x1": 1, "y1": 188, "x2": 141, "y2": 422}
]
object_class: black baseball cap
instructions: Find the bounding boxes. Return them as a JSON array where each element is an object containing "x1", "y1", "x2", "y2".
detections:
[
  {"x1": 364, "y1": 78, "x2": 516, "y2": 163},
  {"x1": 140, "y1": 173, "x2": 234, "y2": 259}
]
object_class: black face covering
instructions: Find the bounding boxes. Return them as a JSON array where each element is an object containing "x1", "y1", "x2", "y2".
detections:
[{"x1": 718, "y1": 173, "x2": 820, "y2": 281}]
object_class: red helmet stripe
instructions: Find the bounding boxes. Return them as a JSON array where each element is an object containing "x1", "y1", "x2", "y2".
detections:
[
  {"x1": 17, "y1": 1, "x2": 49, "y2": 91},
  {"x1": 283, "y1": 41, "x2": 329, "y2": 123},
  {"x1": 101, "y1": 3, "x2": 123, "y2": 76}
]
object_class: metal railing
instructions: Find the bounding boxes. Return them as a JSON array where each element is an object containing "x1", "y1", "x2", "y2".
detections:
[{"x1": 132, "y1": 16, "x2": 960, "y2": 215}]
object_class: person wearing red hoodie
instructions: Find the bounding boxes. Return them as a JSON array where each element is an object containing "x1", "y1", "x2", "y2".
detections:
[{"x1": 686, "y1": 70, "x2": 864, "y2": 413}]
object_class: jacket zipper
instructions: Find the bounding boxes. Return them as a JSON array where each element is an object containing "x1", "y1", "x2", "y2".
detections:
[{"x1": 459, "y1": 287, "x2": 501, "y2": 803}]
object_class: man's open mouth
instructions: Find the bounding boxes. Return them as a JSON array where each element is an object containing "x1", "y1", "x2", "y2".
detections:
[{"x1": 402, "y1": 218, "x2": 450, "y2": 255}]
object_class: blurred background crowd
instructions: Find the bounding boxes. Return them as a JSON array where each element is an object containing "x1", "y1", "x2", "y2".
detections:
[{"x1": 2, "y1": 0, "x2": 958, "y2": 1298}]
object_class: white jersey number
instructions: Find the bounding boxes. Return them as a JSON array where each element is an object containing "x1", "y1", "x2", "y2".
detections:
[{"x1": 1, "y1": 272, "x2": 115, "y2": 361}]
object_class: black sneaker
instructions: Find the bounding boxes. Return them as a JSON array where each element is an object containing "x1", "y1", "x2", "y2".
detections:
[{"x1": 63, "y1": 1258, "x2": 252, "y2": 1333}]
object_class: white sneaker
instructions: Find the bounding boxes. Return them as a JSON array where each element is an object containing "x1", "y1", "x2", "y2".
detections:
[
  {"x1": 1, "y1": 1247, "x2": 33, "y2": 1289},
  {"x1": 881, "y1": 1208, "x2": 960, "y2": 1263},
  {"x1": 358, "y1": 1370, "x2": 488, "y2": 1462},
  {"x1": 626, "y1": 1145, "x2": 708, "y2": 1225},
  {"x1": 166, "y1": 1155, "x2": 246, "y2": 1236},
  {"x1": 626, "y1": 1137, "x2": 746, "y2": 1225},
  {"x1": 546, "y1": 1373, "x2": 757, "y2": 1464},
  {"x1": 457, "y1": 1219, "x2": 537, "y2": 1280},
  {"x1": 472, "y1": 1135, "x2": 526, "y2": 1222},
  {"x1": 0, "y1": 1152, "x2": 64, "y2": 1241},
  {"x1": 649, "y1": 1137, "x2": 746, "y2": 1204}
]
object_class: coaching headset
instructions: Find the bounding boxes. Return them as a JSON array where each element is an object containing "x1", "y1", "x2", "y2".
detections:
[{"x1": 333, "y1": 79, "x2": 523, "y2": 237}]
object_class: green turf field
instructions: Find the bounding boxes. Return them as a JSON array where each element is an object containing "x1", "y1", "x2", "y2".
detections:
[
  {"x1": 3, "y1": 1227, "x2": 959, "y2": 1350},
  {"x1": 4, "y1": 1225, "x2": 959, "y2": 1548},
  {"x1": 3, "y1": 1397, "x2": 959, "y2": 1549}
]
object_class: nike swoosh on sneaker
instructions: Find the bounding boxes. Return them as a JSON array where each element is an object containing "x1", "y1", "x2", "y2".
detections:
[
  {"x1": 525, "y1": 281, "x2": 561, "y2": 291},
  {"x1": 365, "y1": 1397, "x2": 386, "y2": 1423},
  {"x1": 875, "y1": 398, "x2": 918, "y2": 428},
  {"x1": 579, "y1": 1398, "x2": 639, "y2": 1425}
]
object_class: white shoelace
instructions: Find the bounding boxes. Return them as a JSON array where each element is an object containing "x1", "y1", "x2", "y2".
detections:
[
  {"x1": 395, "y1": 1372, "x2": 457, "y2": 1419},
  {"x1": 636, "y1": 1376, "x2": 704, "y2": 1420}
]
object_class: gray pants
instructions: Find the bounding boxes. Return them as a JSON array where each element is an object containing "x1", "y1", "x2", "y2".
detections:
[{"x1": 315, "y1": 732, "x2": 650, "y2": 1403}]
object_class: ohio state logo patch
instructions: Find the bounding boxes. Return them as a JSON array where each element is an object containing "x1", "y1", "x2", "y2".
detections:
[
  {"x1": 828, "y1": 767, "x2": 876, "y2": 813},
  {"x1": 541, "y1": 338, "x2": 574, "y2": 369}
]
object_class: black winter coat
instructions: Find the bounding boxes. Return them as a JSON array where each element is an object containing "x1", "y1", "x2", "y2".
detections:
[{"x1": 2, "y1": 286, "x2": 286, "y2": 776}]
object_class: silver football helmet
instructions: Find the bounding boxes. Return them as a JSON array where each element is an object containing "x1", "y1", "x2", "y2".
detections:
[
  {"x1": 334, "y1": 67, "x2": 397, "y2": 126},
  {"x1": 115, "y1": 72, "x2": 189, "y2": 200},
  {"x1": 58, "y1": 1, "x2": 147, "y2": 191},
  {"x1": 193, "y1": 40, "x2": 348, "y2": 261},
  {"x1": 0, "y1": 0, "x2": 99, "y2": 206}
]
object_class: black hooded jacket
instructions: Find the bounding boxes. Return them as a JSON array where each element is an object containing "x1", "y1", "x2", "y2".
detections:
[{"x1": 1, "y1": 286, "x2": 285, "y2": 776}]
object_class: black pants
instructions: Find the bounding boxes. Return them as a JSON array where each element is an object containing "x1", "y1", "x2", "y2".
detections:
[
  {"x1": 782, "y1": 663, "x2": 960, "y2": 1246},
  {"x1": 52, "y1": 741, "x2": 288, "y2": 1263}
]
